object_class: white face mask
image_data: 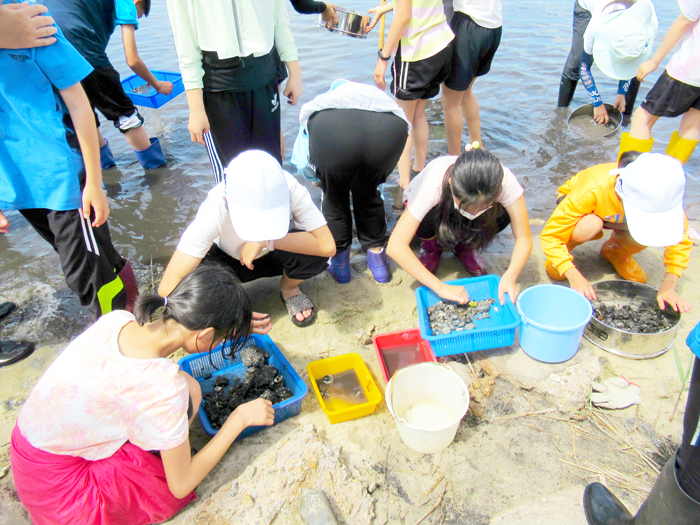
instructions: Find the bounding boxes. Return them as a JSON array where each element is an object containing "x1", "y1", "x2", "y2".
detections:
[{"x1": 454, "y1": 201, "x2": 492, "y2": 220}]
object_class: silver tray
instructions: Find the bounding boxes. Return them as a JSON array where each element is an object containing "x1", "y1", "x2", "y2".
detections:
[
  {"x1": 583, "y1": 281, "x2": 681, "y2": 360},
  {"x1": 317, "y1": 7, "x2": 370, "y2": 39}
]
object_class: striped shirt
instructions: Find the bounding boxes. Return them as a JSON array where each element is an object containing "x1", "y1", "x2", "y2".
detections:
[{"x1": 399, "y1": 0, "x2": 454, "y2": 62}]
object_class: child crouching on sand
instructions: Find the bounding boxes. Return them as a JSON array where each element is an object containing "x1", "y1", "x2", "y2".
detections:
[
  {"x1": 10, "y1": 265, "x2": 274, "y2": 525},
  {"x1": 540, "y1": 152, "x2": 692, "y2": 312},
  {"x1": 387, "y1": 144, "x2": 532, "y2": 305}
]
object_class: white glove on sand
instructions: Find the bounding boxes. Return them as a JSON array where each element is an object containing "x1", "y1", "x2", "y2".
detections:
[{"x1": 591, "y1": 377, "x2": 642, "y2": 410}]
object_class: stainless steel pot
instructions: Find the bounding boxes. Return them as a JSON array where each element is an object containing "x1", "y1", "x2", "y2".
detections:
[
  {"x1": 583, "y1": 281, "x2": 681, "y2": 359},
  {"x1": 317, "y1": 7, "x2": 370, "y2": 39},
  {"x1": 568, "y1": 103, "x2": 622, "y2": 138}
]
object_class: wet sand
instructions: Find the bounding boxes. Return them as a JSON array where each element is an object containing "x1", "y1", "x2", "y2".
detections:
[{"x1": 1, "y1": 0, "x2": 699, "y2": 522}]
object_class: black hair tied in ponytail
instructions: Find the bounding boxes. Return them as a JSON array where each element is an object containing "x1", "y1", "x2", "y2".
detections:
[
  {"x1": 436, "y1": 147, "x2": 505, "y2": 250},
  {"x1": 134, "y1": 265, "x2": 253, "y2": 357}
]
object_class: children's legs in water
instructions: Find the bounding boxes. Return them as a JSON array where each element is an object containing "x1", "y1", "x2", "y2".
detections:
[
  {"x1": 441, "y1": 79, "x2": 480, "y2": 155},
  {"x1": 395, "y1": 98, "x2": 427, "y2": 188}
]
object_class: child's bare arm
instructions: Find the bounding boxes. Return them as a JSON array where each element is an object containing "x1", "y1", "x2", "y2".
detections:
[
  {"x1": 59, "y1": 83, "x2": 110, "y2": 227},
  {"x1": 121, "y1": 24, "x2": 173, "y2": 95}
]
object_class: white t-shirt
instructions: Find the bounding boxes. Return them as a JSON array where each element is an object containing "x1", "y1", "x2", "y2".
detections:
[
  {"x1": 453, "y1": 0, "x2": 502, "y2": 29},
  {"x1": 177, "y1": 172, "x2": 327, "y2": 260},
  {"x1": 403, "y1": 156, "x2": 523, "y2": 222},
  {"x1": 18, "y1": 311, "x2": 190, "y2": 460},
  {"x1": 299, "y1": 81, "x2": 411, "y2": 132},
  {"x1": 582, "y1": 0, "x2": 657, "y2": 55},
  {"x1": 667, "y1": 0, "x2": 700, "y2": 87}
]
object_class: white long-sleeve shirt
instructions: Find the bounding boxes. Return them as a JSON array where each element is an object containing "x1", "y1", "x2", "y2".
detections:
[{"x1": 165, "y1": 0, "x2": 298, "y2": 90}]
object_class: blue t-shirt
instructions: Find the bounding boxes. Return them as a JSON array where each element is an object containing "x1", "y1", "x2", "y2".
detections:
[
  {"x1": 0, "y1": 20, "x2": 94, "y2": 211},
  {"x1": 40, "y1": 0, "x2": 138, "y2": 68}
]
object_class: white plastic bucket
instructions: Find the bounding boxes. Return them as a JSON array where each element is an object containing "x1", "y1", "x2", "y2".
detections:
[{"x1": 385, "y1": 362, "x2": 470, "y2": 454}]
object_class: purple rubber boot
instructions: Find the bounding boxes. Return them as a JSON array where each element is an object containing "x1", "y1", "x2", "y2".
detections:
[{"x1": 367, "y1": 247, "x2": 391, "y2": 283}]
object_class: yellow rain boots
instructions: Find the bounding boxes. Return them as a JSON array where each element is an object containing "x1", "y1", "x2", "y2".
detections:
[
  {"x1": 665, "y1": 131, "x2": 698, "y2": 165},
  {"x1": 545, "y1": 232, "x2": 604, "y2": 281},
  {"x1": 600, "y1": 230, "x2": 647, "y2": 283},
  {"x1": 617, "y1": 132, "x2": 653, "y2": 161}
]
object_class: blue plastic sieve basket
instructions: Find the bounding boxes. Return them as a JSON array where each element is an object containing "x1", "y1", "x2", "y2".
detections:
[
  {"x1": 178, "y1": 335, "x2": 307, "y2": 439},
  {"x1": 121, "y1": 70, "x2": 184, "y2": 109},
  {"x1": 416, "y1": 275, "x2": 521, "y2": 357}
]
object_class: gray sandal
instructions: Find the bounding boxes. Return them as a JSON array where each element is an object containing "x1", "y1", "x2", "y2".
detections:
[{"x1": 280, "y1": 293, "x2": 317, "y2": 328}]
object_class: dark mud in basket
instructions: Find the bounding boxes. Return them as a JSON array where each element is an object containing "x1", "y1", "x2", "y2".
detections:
[
  {"x1": 591, "y1": 301, "x2": 675, "y2": 333},
  {"x1": 428, "y1": 298, "x2": 496, "y2": 335},
  {"x1": 203, "y1": 346, "x2": 293, "y2": 429}
]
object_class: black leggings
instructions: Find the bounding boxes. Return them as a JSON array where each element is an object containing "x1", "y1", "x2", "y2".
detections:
[
  {"x1": 308, "y1": 109, "x2": 408, "y2": 251},
  {"x1": 678, "y1": 357, "x2": 700, "y2": 500}
]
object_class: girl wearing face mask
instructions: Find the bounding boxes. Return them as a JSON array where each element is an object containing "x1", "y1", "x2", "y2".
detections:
[{"x1": 387, "y1": 144, "x2": 532, "y2": 305}]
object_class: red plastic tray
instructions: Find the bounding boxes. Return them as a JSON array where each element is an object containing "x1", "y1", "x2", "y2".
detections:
[{"x1": 372, "y1": 328, "x2": 436, "y2": 383}]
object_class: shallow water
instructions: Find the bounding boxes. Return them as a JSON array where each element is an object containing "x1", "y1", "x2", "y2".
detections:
[{"x1": 0, "y1": 0, "x2": 696, "y2": 343}]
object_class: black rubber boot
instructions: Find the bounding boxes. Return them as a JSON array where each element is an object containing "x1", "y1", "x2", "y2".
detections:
[
  {"x1": 0, "y1": 340, "x2": 35, "y2": 368},
  {"x1": 558, "y1": 76, "x2": 578, "y2": 107},
  {"x1": 0, "y1": 301, "x2": 16, "y2": 322},
  {"x1": 584, "y1": 451, "x2": 700, "y2": 525}
]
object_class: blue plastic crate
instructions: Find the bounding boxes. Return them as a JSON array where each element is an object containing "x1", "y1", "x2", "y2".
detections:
[
  {"x1": 179, "y1": 334, "x2": 308, "y2": 439},
  {"x1": 415, "y1": 275, "x2": 521, "y2": 357},
  {"x1": 121, "y1": 70, "x2": 184, "y2": 109}
]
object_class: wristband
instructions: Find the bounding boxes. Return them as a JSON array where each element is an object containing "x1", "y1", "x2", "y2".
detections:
[
  {"x1": 267, "y1": 240, "x2": 275, "y2": 252},
  {"x1": 377, "y1": 49, "x2": 391, "y2": 61}
]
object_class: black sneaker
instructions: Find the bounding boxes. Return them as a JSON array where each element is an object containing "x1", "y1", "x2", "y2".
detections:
[{"x1": 0, "y1": 340, "x2": 35, "y2": 368}]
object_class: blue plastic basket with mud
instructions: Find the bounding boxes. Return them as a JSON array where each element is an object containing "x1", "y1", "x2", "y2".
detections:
[
  {"x1": 415, "y1": 275, "x2": 521, "y2": 357},
  {"x1": 179, "y1": 334, "x2": 308, "y2": 439}
]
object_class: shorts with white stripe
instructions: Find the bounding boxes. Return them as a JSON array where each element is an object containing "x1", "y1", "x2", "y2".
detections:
[
  {"x1": 19, "y1": 209, "x2": 128, "y2": 321},
  {"x1": 390, "y1": 43, "x2": 452, "y2": 101}
]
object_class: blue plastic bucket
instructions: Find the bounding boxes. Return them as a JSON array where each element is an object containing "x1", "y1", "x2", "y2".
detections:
[{"x1": 516, "y1": 284, "x2": 593, "y2": 363}]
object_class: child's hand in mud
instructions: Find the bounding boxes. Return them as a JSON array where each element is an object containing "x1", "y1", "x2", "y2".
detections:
[
  {"x1": 437, "y1": 283, "x2": 470, "y2": 304},
  {"x1": 593, "y1": 104, "x2": 609, "y2": 125},
  {"x1": 232, "y1": 399, "x2": 275, "y2": 428}
]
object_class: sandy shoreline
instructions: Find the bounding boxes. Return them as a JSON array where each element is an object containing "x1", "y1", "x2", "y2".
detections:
[{"x1": 1, "y1": 222, "x2": 699, "y2": 524}]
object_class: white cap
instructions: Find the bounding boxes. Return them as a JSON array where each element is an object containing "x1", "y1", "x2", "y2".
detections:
[
  {"x1": 593, "y1": 1, "x2": 657, "y2": 81},
  {"x1": 615, "y1": 153, "x2": 685, "y2": 247},
  {"x1": 224, "y1": 150, "x2": 290, "y2": 242}
]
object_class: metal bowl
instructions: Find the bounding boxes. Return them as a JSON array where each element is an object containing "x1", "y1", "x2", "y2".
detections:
[
  {"x1": 567, "y1": 103, "x2": 622, "y2": 138},
  {"x1": 317, "y1": 6, "x2": 370, "y2": 39},
  {"x1": 583, "y1": 281, "x2": 681, "y2": 360}
]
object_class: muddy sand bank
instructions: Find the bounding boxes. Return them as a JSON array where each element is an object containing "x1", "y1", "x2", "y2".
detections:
[{"x1": 1, "y1": 226, "x2": 699, "y2": 525}]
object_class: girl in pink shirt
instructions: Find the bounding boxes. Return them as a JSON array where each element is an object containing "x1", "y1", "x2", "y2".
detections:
[
  {"x1": 387, "y1": 145, "x2": 532, "y2": 304},
  {"x1": 10, "y1": 265, "x2": 274, "y2": 525}
]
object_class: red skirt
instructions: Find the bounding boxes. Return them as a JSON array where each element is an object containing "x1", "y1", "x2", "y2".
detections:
[{"x1": 9, "y1": 424, "x2": 196, "y2": 525}]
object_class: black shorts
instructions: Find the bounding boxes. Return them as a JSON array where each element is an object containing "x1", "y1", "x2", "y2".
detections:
[
  {"x1": 203, "y1": 242, "x2": 328, "y2": 283},
  {"x1": 391, "y1": 44, "x2": 452, "y2": 100},
  {"x1": 80, "y1": 66, "x2": 143, "y2": 132},
  {"x1": 444, "y1": 12, "x2": 502, "y2": 91},
  {"x1": 641, "y1": 71, "x2": 700, "y2": 118}
]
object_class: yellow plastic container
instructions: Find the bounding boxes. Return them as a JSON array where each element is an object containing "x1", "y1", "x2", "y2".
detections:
[{"x1": 307, "y1": 353, "x2": 382, "y2": 424}]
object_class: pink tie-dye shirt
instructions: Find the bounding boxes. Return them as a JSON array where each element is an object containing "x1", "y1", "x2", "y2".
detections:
[
  {"x1": 18, "y1": 311, "x2": 190, "y2": 460},
  {"x1": 667, "y1": 0, "x2": 700, "y2": 88}
]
